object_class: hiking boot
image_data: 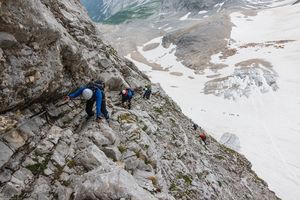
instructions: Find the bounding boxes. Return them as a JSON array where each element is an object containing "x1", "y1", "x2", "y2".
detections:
[{"x1": 85, "y1": 114, "x2": 94, "y2": 120}]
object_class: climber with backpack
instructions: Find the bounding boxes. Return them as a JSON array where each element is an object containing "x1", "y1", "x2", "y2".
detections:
[
  {"x1": 193, "y1": 124, "x2": 207, "y2": 145},
  {"x1": 143, "y1": 85, "x2": 152, "y2": 100},
  {"x1": 66, "y1": 80, "x2": 109, "y2": 122},
  {"x1": 120, "y1": 87, "x2": 135, "y2": 109}
]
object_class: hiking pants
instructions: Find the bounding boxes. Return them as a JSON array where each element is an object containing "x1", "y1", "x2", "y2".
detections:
[
  {"x1": 143, "y1": 90, "x2": 151, "y2": 99},
  {"x1": 122, "y1": 96, "x2": 132, "y2": 109},
  {"x1": 127, "y1": 97, "x2": 132, "y2": 109},
  {"x1": 86, "y1": 98, "x2": 95, "y2": 117},
  {"x1": 101, "y1": 99, "x2": 109, "y2": 120},
  {"x1": 86, "y1": 98, "x2": 109, "y2": 119}
]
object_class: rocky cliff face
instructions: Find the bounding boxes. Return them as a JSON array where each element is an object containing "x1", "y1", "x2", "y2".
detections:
[{"x1": 0, "y1": 0, "x2": 279, "y2": 200}]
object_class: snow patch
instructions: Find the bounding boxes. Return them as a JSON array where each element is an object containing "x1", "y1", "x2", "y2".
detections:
[
  {"x1": 127, "y1": 3, "x2": 300, "y2": 200},
  {"x1": 179, "y1": 12, "x2": 191, "y2": 21},
  {"x1": 198, "y1": 10, "x2": 208, "y2": 15}
]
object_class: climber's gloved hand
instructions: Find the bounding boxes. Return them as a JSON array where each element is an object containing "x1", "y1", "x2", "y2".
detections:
[{"x1": 65, "y1": 96, "x2": 70, "y2": 101}]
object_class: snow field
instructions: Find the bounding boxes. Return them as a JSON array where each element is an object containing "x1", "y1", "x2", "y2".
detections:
[{"x1": 127, "y1": 2, "x2": 300, "y2": 200}]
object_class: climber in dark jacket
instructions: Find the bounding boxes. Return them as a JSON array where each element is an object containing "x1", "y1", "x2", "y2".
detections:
[
  {"x1": 119, "y1": 88, "x2": 134, "y2": 109},
  {"x1": 143, "y1": 86, "x2": 152, "y2": 99},
  {"x1": 66, "y1": 81, "x2": 109, "y2": 121}
]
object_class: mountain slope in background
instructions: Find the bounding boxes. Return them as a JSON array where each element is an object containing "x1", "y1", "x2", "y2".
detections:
[
  {"x1": 80, "y1": 0, "x2": 161, "y2": 23},
  {"x1": 81, "y1": 0, "x2": 243, "y2": 24}
]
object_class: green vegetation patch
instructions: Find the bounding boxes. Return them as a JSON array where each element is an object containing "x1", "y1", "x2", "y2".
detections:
[
  {"x1": 67, "y1": 159, "x2": 77, "y2": 168},
  {"x1": 218, "y1": 180, "x2": 222, "y2": 187},
  {"x1": 214, "y1": 154, "x2": 225, "y2": 160},
  {"x1": 62, "y1": 180, "x2": 71, "y2": 187},
  {"x1": 26, "y1": 155, "x2": 51, "y2": 175},
  {"x1": 26, "y1": 163, "x2": 48, "y2": 176},
  {"x1": 177, "y1": 174, "x2": 193, "y2": 185},
  {"x1": 118, "y1": 144, "x2": 127, "y2": 153},
  {"x1": 118, "y1": 113, "x2": 137, "y2": 123},
  {"x1": 142, "y1": 124, "x2": 148, "y2": 131},
  {"x1": 169, "y1": 183, "x2": 177, "y2": 191},
  {"x1": 53, "y1": 165, "x2": 64, "y2": 180},
  {"x1": 154, "y1": 107, "x2": 163, "y2": 114}
]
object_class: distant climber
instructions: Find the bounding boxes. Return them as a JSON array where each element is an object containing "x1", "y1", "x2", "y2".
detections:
[
  {"x1": 143, "y1": 86, "x2": 152, "y2": 99},
  {"x1": 193, "y1": 124, "x2": 198, "y2": 131},
  {"x1": 120, "y1": 88, "x2": 134, "y2": 109},
  {"x1": 193, "y1": 124, "x2": 207, "y2": 145},
  {"x1": 66, "y1": 80, "x2": 109, "y2": 122}
]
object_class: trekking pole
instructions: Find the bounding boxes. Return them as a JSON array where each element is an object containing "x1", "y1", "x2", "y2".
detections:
[
  {"x1": 1, "y1": 108, "x2": 48, "y2": 139},
  {"x1": 28, "y1": 109, "x2": 47, "y2": 119}
]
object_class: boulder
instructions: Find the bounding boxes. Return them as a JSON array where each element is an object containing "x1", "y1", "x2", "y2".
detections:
[
  {"x1": 0, "y1": 141, "x2": 14, "y2": 168},
  {"x1": 0, "y1": 168, "x2": 12, "y2": 184},
  {"x1": 0, "y1": 32, "x2": 18, "y2": 48},
  {"x1": 51, "y1": 140, "x2": 74, "y2": 167},
  {"x1": 74, "y1": 169, "x2": 158, "y2": 200},
  {"x1": 102, "y1": 146, "x2": 122, "y2": 161},
  {"x1": 29, "y1": 176, "x2": 51, "y2": 200},
  {"x1": 2, "y1": 130, "x2": 27, "y2": 151},
  {"x1": 75, "y1": 144, "x2": 114, "y2": 171}
]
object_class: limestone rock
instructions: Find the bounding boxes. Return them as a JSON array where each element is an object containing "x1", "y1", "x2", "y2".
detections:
[
  {"x1": 51, "y1": 140, "x2": 74, "y2": 167},
  {"x1": 0, "y1": 141, "x2": 13, "y2": 168},
  {"x1": 102, "y1": 146, "x2": 122, "y2": 161},
  {"x1": 53, "y1": 182, "x2": 73, "y2": 200},
  {"x1": 0, "y1": 32, "x2": 18, "y2": 48},
  {"x1": 74, "y1": 169, "x2": 158, "y2": 200},
  {"x1": 75, "y1": 144, "x2": 114, "y2": 171},
  {"x1": 10, "y1": 168, "x2": 33, "y2": 189},
  {"x1": 133, "y1": 169, "x2": 156, "y2": 192},
  {"x1": 1, "y1": 168, "x2": 33, "y2": 198},
  {"x1": 29, "y1": 176, "x2": 51, "y2": 200},
  {"x1": 0, "y1": 168, "x2": 12, "y2": 184}
]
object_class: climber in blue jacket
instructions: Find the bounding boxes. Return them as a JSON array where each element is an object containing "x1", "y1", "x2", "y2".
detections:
[{"x1": 66, "y1": 81, "x2": 109, "y2": 122}]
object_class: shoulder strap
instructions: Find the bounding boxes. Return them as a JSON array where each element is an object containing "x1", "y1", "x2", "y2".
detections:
[{"x1": 87, "y1": 81, "x2": 104, "y2": 91}]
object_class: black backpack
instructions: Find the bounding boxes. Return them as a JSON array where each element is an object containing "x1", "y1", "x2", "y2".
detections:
[
  {"x1": 87, "y1": 80, "x2": 105, "y2": 91},
  {"x1": 86, "y1": 80, "x2": 106, "y2": 100}
]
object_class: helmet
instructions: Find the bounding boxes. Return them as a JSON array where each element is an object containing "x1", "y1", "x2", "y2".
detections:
[
  {"x1": 82, "y1": 88, "x2": 93, "y2": 100},
  {"x1": 122, "y1": 90, "x2": 126, "y2": 94}
]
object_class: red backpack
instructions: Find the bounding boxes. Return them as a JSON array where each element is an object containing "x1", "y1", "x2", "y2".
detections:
[{"x1": 199, "y1": 133, "x2": 206, "y2": 140}]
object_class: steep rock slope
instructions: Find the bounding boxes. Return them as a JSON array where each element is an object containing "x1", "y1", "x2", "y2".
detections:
[{"x1": 0, "y1": 0, "x2": 279, "y2": 199}]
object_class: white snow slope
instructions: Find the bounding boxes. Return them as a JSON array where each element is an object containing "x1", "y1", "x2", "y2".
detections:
[{"x1": 127, "y1": 2, "x2": 300, "y2": 200}]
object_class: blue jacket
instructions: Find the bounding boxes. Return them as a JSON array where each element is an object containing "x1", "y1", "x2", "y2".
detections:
[{"x1": 68, "y1": 87, "x2": 103, "y2": 118}]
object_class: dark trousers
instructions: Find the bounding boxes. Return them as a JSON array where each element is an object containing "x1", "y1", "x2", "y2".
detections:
[
  {"x1": 85, "y1": 98, "x2": 109, "y2": 119},
  {"x1": 122, "y1": 96, "x2": 132, "y2": 109},
  {"x1": 86, "y1": 98, "x2": 95, "y2": 117},
  {"x1": 143, "y1": 90, "x2": 151, "y2": 99}
]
